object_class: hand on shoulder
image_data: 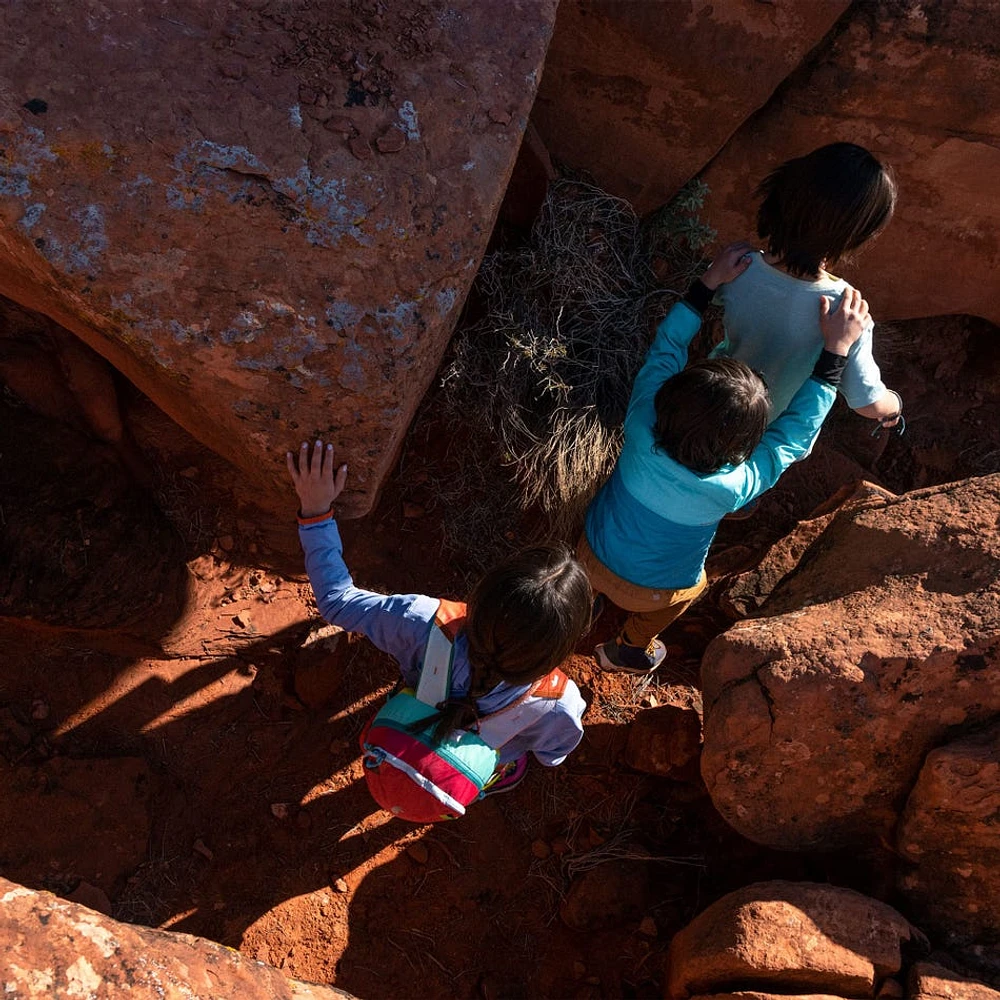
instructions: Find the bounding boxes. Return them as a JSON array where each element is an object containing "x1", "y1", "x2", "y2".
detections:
[
  {"x1": 818, "y1": 287, "x2": 869, "y2": 356},
  {"x1": 700, "y1": 241, "x2": 755, "y2": 291}
]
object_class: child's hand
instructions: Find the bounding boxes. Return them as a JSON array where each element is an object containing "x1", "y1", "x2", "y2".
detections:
[
  {"x1": 700, "y1": 241, "x2": 754, "y2": 290},
  {"x1": 819, "y1": 288, "x2": 869, "y2": 356},
  {"x1": 286, "y1": 440, "x2": 348, "y2": 518}
]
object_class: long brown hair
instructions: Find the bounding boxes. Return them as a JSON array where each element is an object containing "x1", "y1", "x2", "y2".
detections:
[
  {"x1": 429, "y1": 544, "x2": 591, "y2": 740},
  {"x1": 756, "y1": 142, "x2": 897, "y2": 278},
  {"x1": 654, "y1": 358, "x2": 771, "y2": 474}
]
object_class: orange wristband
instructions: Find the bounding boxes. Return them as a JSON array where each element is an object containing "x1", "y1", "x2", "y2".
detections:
[{"x1": 296, "y1": 506, "x2": 336, "y2": 526}]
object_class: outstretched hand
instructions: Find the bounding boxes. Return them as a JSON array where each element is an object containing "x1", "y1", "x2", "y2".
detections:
[
  {"x1": 286, "y1": 440, "x2": 348, "y2": 518},
  {"x1": 819, "y1": 287, "x2": 869, "y2": 357},
  {"x1": 701, "y1": 241, "x2": 755, "y2": 291}
]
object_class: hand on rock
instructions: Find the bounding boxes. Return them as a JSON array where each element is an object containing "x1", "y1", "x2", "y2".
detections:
[{"x1": 286, "y1": 440, "x2": 348, "y2": 519}]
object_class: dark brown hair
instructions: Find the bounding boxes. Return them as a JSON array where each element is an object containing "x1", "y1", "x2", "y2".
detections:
[
  {"x1": 430, "y1": 544, "x2": 592, "y2": 740},
  {"x1": 654, "y1": 359, "x2": 770, "y2": 474},
  {"x1": 756, "y1": 142, "x2": 897, "y2": 278}
]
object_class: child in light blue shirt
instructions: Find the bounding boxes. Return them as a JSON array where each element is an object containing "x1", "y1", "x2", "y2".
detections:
[
  {"x1": 581, "y1": 244, "x2": 870, "y2": 674},
  {"x1": 714, "y1": 143, "x2": 902, "y2": 429}
]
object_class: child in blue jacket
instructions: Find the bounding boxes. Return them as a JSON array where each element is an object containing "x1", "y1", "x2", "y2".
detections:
[
  {"x1": 288, "y1": 441, "x2": 593, "y2": 796},
  {"x1": 580, "y1": 243, "x2": 869, "y2": 674}
]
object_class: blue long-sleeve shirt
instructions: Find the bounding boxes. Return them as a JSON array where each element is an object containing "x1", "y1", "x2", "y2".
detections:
[
  {"x1": 585, "y1": 298, "x2": 837, "y2": 589},
  {"x1": 298, "y1": 517, "x2": 586, "y2": 765}
]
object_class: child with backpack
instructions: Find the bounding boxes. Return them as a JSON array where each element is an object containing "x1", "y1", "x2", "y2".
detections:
[
  {"x1": 581, "y1": 242, "x2": 870, "y2": 674},
  {"x1": 287, "y1": 440, "x2": 592, "y2": 822},
  {"x1": 713, "y1": 142, "x2": 902, "y2": 430}
]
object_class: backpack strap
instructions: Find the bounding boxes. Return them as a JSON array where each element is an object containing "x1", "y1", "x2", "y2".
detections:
[
  {"x1": 435, "y1": 599, "x2": 467, "y2": 640},
  {"x1": 414, "y1": 599, "x2": 468, "y2": 708},
  {"x1": 532, "y1": 667, "x2": 568, "y2": 700},
  {"x1": 476, "y1": 668, "x2": 569, "y2": 747}
]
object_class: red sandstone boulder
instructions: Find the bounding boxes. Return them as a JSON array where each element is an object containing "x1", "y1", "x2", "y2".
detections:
[
  {"x1": 701, "y1": 475, "x2": 1000, "y2": 850},
  {"x1": 897, "y1": 725, "x2": 1000, "y2": 965},
  {"x1": 689, "y1": 995, "x2": 846, "y2": 1000},
  {"x1": 665, "y1": 881, "x2": 923, "y2": 1000},
  {"x1": 700, "y1": 0, "x2": 1000, "y2": 325},
  {"x1": 0, "y1": 1, "x2": 556, "y2": 516},
  {"x1": 908, "y1": 963, "x2": 1000, "y2": 1000},
  {"x1": 720, "y1": 481, "x2": 896, "y2": 620},
  {"x1": 0, "y1": 877, "x2": 355, "y2": 998},
  {"x1": 533, "y1": 0, "x2": 849, "y2": 214},
  {"x1": 624, "y1": 686, "x2": 703, "y2": 779}
]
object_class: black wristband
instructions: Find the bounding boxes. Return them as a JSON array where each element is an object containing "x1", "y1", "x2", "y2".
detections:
[
  {"x1": 811, "y1": 350, "x2": 849, "y2": 387},
  {"x1": 683, "y1": 279, "x2": 713, "y2": 315}
]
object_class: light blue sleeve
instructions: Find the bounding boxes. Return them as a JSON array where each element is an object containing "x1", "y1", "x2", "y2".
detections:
[
  {"x1": 628, "y1": 301, "x2": 703, "y2": 416},
  {"x1": 841, "y1": 321, "x2": 887, "y2": 409},
  {"x1": 496, "y1": 683, "x2": 587, "y2": 767},
  {"x1": 298, "y1": 518, "x2": 439, "y2": 686},
  {"x1": 723, "y1": 376, "x2": 838, "y2": 508}
]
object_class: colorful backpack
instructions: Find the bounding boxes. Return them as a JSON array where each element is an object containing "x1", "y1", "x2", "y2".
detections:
[{"x1": 360, "y1": 599, "x2": 567, "y2": 823}]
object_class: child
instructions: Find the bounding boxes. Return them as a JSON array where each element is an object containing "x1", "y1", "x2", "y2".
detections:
[
  {"x1": 713, "y1": 142, "x2": 902, "y2": 428},
  {"x1": 287, "y1": 440, "x2": 592, "y2": 814},
  {"x1": 581, "y1": 243, "x2": 870, "y2": 674}
]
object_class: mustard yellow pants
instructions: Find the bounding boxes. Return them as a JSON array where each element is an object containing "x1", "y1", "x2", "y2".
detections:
[{"x1": 577, "y1": 536, "x2": 707, "y2": 648}]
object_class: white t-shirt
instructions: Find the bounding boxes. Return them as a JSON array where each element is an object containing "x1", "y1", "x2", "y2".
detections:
[{"x1": 713, "y1": 252, "x2": 886, "y2": 420}]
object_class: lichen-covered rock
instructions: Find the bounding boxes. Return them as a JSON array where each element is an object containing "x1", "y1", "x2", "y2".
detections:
[
  {"x1": 533, "y1": 0, "x2": 848, "y2": 213},
  {"x1": 898, "y1": 725, "x2": 1000, "y2": 963},
  {"x1": 701, "y1": 475, "x2": 1000, "y2": 850},
  {"x1": 665, "y1": 881, "x2": 923, "y2": 1000},
  {"x1": 0, "y1": 0, "x2": 557, "y2": 516},
  {"x1": 700, "y1": 0, "x2": 1000, "y2": 324},
  {"x1": 0, "y1": 877, "x2": 356, "y2": 998}
]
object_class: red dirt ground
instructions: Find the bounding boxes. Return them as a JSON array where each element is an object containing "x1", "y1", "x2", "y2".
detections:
[{"x1": 1, "y1": 311, "x2": 998, "y2": 998}]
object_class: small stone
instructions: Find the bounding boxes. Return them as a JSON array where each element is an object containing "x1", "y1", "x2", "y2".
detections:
[
  {"x1": 406, "y1": 841, "x2": 429, "y2": 864},
  {"x1": 233, "y1": 610, "x2": 253, "y2": 629},
  {"x1": 573, "y1": 962, "x2": 586, "y2": 979},
  {"x1": 193, "y1": 838, "x2": 214, "y2": 860},
  {"x1": 531, "y1": 839, "x2": 551, "y2": 860},
  {"x1": 298, "y1": 85, "x2": 318, "y2": 104},
  {"x1": 402, "y1": 501, "x2": 426, "y2": 518},
  {"x1": 488, "y1": 106, "x2": 512, "y2": 125},
  {"x1": 377, "y1": 130, "x2": 406, "y2": 154},
  {"x1": 638, "y1": 916, "x2": 658, "y2": 937},
  {"x1": 30, "y1": 700, "x2": 50, "y2": 721},
  {"x1": 179, "y1": 466, "x2": 199, "y2": 479},
  {"x1": 218, "y1": 535, "x2": 235, "y2": 551},
  {"x1": 349, "y1": 136, "x2": 373, "y2": 160},
  {"x1": 325, "y1": 115, "x2": 356, "y2": 135},
  {"x1": 333, "y1": 877, "x2": 349, "y2": 893},
  {"x1": 270, "y1": 802, "x2": 291, "y2": 820}
]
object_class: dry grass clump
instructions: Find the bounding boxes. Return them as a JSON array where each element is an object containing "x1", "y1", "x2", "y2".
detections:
[{"x1": 444, "y1": 178, "x2": 714, "y2": 542}]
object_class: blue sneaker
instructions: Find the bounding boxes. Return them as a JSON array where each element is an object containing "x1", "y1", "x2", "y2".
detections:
[{"x1": 595, "y1": 637, "x2": 666, "y2": 675}]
